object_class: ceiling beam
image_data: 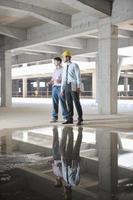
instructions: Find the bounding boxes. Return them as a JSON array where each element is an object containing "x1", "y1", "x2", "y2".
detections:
[
  {"x1": 12, "y1": 53, "x2": 90, "y2": 66},
  {"x1": 118, "y1": 29, "x2": 133, "y2": 38},
  {"x1": 5, "y1": 2, "x2": 133, "y2": 52},
  {"x1": 0, "y1": 0, "x2": 71, "y2": 27},
  {"x1": 84, "y1": 29, "x2": 133, "y2": 39},
  {"x1": 62, "y1": 0, "x2": 112, "y2": 17},
  {"x1": 24, "y1": 45, "x2": 62, "y2": 54},
  {"x1": 49, "y1": 38, "x2": 87, "y2": 49},
  {"x1": 0, "y1": 25, "x2": 26, "y2": 40},
  {"x1": 11, "y1": 37, "x2": 133, "y2": 66},
  {"x1": 5, "y1": 19, "x2": 98, "y2": 50},
  {"x1": 12, "y1": 53, "x2": 57, "y2": 66}
]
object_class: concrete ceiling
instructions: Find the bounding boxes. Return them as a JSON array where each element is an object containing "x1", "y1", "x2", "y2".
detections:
[
  {"x1": 0, "y1": 0, "x2": 133, "y2": 67},
  {"x1": 0, "y1": 8, "x2": 45, "y2": 28},
  {"x1": 10, "y1": 0, "x2": 79, "y2": 15},
  {"x1": 119, "y1": 19, "x2": 133, "y2": 31}
]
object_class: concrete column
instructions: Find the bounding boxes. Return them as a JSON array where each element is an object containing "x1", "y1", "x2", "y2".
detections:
[
  {"x1": 0, "y1": 49, "x2": 12, "y2": 107},
  {"x1": 46, "y1": 84, "x2": 49, "y2": 98},
  {"x1": 1, "y1": 134, "x2": 12, "y2": 154},
  {"x1": 23, "y1": 78, "x2": 27, "y2": 98},
  {"x1": 98, "y1": 19, "x2": 118, "y2": 114},
  {"x1": 117, "y1": 57, "x2": 124, "y2": 84},
  {"x1": 0, "y1": 69, "x2": 1, "y2": 97},
  {"x1": 95, "y1": 57, "x2": 99, "y2": 103},
  {"x1": 36, "y1": 79, "x2": 40, "y2": 96},
  {"x1": 92, "y1": 70, "x2": 96, "y2": 99},
  {"x1": 124, "y1": 71, "x2": 128, "y2": 96},
  {"x1": 96, "y1": 129, "x2": 118, "y2": 199}
]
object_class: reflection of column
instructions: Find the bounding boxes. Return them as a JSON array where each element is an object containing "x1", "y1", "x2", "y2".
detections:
[
  {"x1": 98, "y1": 19, "x2": 118, "y2": 114},
  {"x1": 92, "y1": 70, "x2": 96, "y2": 99},
  {"x1": 1, "y1": 50, "x2": 12, "y2": 107},
  {"x1": 96, "y1": 129, "x2": 118, "y2": 199},
  {"x1": 23, "y1": 78, "x2": 27, "y2": 98},
  {"x1": 124, "y1": 71, "x2": 128, "y2": 96},
  {"x1": 0, "y1": 135, "x2": 12, "y2": 154}
]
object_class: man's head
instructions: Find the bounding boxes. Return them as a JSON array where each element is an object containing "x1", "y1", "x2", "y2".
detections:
[
  {"x1": 54, "y1": 57, "x2": 62, "y2": 67},
  {"x1": 62, "y1": 51, "x2": 72, "y2": 62}
]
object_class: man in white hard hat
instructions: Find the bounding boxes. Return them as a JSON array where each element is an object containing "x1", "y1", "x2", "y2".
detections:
[{"x1": 61, "y1": 51, "x2": 83, "y2": 125}]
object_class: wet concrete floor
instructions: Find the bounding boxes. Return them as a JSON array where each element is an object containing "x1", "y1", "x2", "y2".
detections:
[{"x1": 0, "y1": 125, "x2": 133, "y2": 200}]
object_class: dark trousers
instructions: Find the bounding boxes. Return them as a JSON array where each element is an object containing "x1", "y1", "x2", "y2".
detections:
[
  {"x1": 60, "y1": 127, "x2": 82, "y2": 167},
  {"x1": 65, "y1": 83, "x2": 83, "y2": 121},
  {"x1": 52, "y1": 126, "x2": 61, "y2": 160}
]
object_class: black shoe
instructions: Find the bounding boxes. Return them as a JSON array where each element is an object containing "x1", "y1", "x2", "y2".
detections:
[
  {"x1": 62, "y1": 120, "x2": 73, "y2": 124},
  {"x1": 54, "y1": 178, "x2": 62, "y2": 188},
  {"x1": 76, "y1": 119, "x2": 83, "y2": 126}
]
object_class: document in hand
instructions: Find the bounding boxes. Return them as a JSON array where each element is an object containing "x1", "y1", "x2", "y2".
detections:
[{"x1": 71, "y1": 82, "x2": 77, "y2": 91}]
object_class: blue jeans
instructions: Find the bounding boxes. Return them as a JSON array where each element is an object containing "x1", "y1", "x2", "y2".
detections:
[
  {"x1": 52, "y1": 86, "x2": 69, "y2": 120},
  {"x1": 52, "y1": 126, "x2": 61, "y2": 160}
]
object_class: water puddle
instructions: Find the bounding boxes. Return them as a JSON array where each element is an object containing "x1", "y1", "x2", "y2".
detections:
[{"x1": 0, "y1": 126, "x2": 133, "y2": 200}]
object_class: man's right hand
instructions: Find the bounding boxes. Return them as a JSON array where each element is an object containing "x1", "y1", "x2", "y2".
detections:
[
  {"x1": 61, "y1": 91, "x2": 64, "y2": 96},
  {"x1": 47, "y1": 82, "x2": 50, "y2": 87}
]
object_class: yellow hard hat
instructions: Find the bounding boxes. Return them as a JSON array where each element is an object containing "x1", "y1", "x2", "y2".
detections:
[{"x1": 62, "y1": 50, "x2": 72, "y2": 57}]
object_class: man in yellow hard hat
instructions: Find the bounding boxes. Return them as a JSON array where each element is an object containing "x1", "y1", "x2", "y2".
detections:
[{"x1": 61, "y1": 50, "x2": 83, "y2": 125}]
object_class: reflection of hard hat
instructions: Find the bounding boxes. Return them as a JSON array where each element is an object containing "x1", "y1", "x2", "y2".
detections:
[{"x1": 62, "y1": 50, "x2": 72, "y2": 57}]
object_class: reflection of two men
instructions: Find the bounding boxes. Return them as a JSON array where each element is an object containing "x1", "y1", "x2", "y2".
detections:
[{"x1": 52, "y1": 126, "x2": 83, "y2": 199}]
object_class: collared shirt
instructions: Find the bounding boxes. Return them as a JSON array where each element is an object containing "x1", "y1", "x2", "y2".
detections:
[
  {"x1": 61, "y1": 159, "x2": 80, "y2": 186},
  {"x1": 52, "y1": 67, "x2": 63, "y2": 86},
  {"x1": 61, "y1": 62, "x2": 81, "y2": 92},
  {"x1": 52, "y1": 160, "x2": 63, "y2": 178}
]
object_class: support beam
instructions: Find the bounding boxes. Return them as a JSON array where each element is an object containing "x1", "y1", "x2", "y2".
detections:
[
  {"x1": 118, "y1": 29, "x2": 133, "y2": 38},
  {"x1": 72, "y1": 38, "x2": 98, "y2": 56},
  {"x1": 25, "y1": 45, "x2": 62, "y2": 54},
  {"x1": 98, "y1": 19, "x2": 118, "y2": 114},
  {"x1": 0, "y1": 25, "x2": 26, "y2": 40},
  {"x1": 49, "y1": 38, "x2": 87, "y2": 49},
  {"x1": 62, "y1": 0, "x2": 112, "y2": 17},
  {"x1": 3, "y1": 0, "x2": 133, "y2": 52},
  {"x1": 0, "y1": 0, "x2": 71, "y2": 27},
  {"x1": 12, "y1": 53, "x2": 57, "y2": 66},
  {"x1": 0, "y1": 49, "x2": 12, "y2": 107},
  {"x1": 5, "y1": 17, "x2": 98, "y2": 50},
  {"x1": 11, "y1": 35, "x2": 133, "y2": 66}
]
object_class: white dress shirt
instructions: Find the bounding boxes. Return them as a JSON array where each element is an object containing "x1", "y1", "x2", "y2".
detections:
[
  {"x1": 61, "y1": 159, "x2": 80, "y2": 186},
  {"x1": 51, "y1": 67, "x2": 63, "y2": 86},
  {"x1": 61, "y1": 62, "x2": 81, "y2": 92}
]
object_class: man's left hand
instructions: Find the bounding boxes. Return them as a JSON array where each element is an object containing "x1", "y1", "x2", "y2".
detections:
[{"x1": 77, "y1": 88, "x2": 81, "y2": 93}]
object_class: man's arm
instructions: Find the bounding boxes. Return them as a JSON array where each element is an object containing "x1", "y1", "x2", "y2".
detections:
[
  {"x1": 74, "y1": 63, "x2": 81, "y2": 91},
  {"x1": 47, "y1": 78, "x2": 54, "y2": 86},
  {"x1": 61, "y1": 66, "x2": 66, "y2": 93}
]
